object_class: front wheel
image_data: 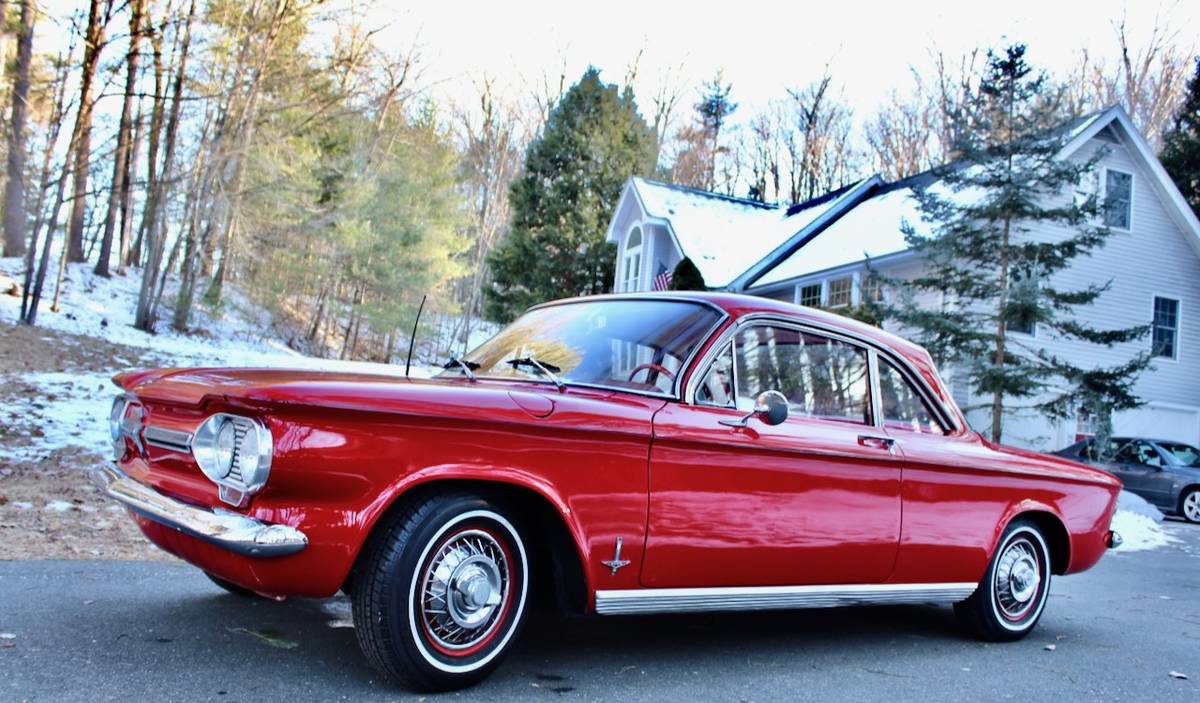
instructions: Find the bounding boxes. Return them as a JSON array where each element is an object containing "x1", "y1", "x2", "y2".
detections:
[
  {"x1": 954, "y1": 519, "x2": 1051, "y2": 641},
  {"x1": 1180, "y1": 489, "x2": 1200, "y2": 524},
  {"x1": 352, "y1": 493, "x2": 530, "y2": 691}
]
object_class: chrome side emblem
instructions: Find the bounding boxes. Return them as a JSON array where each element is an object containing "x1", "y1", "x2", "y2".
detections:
[{"x1": 601, "y1": 537, "x2": 630, "y2": 576}]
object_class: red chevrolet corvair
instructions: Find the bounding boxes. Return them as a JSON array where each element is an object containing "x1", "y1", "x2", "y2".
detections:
[{"x1": 95, "y1": 293, "x2": 1122, "y2": 690}]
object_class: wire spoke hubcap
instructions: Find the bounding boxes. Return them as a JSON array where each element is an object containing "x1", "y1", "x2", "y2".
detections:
[
  {"x1": 994, "y1": 537, "x2": 1042, "y2": 621},
  {"x1": 420, "y1": 528, "x2": 510, "y2": 651}
]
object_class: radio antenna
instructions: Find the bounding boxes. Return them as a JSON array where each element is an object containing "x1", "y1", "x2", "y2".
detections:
[{"x1": 405, "y1": 294, "x2": 427, "y2": 378}]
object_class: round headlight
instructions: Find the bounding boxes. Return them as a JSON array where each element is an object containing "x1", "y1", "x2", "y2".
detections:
[{"x1": 214, "y1": 420, "x2": 237, "y2": 478}]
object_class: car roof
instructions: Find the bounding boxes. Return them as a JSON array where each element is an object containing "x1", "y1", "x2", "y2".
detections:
[{"x1": 536, "y1": 291, "x2": 932, "y2": 366}]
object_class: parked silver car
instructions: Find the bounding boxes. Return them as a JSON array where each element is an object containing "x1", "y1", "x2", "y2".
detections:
[{"x1": 1054, "y1": 437, "x2": 1200, "y2": 523}]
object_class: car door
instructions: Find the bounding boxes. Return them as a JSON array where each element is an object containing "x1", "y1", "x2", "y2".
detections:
[
  {"x1": 641, "y1": 320, "x2": 903, "y2": 589},
  {"x1": 1110, "y1": 441, "x2": 1173, "y2": 507}
]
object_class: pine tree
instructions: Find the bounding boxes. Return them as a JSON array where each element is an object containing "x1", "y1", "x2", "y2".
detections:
[
  {"x1": 1160, "y1": 58, "x2": 1200, "y2": 217},
  {"x1": 884, "y1": 45, "x2": 1150, "y2": 443},
  {"x1": 668, "y1": 257, "x2": 705, "y2": 291},
  {"x1": 484, "y1": 68, "x2": 657, "y2": 322}
]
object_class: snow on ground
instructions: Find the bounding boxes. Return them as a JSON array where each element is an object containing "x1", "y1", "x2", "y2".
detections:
[
  {"x1": 1111, "y1": 508, "x2": 1178, "y2": 552},
  {"x1": 0, "y1": 372, "x2": 114, "y2": 463}
]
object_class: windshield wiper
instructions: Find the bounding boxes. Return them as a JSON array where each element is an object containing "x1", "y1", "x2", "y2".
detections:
[
  {"x1": 507, "y1": 356, "x2": 564, "y2": 390},
  {"x1": 442, "y1": 356, "x2": 479, "y2": 381}
]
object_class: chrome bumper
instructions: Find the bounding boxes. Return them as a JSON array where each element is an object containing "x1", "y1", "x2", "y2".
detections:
[
  {"x1": 91, "y1": 465, "x2": 308, "y2": 558},
  {"x1": 1106, "y1": 530, "x2": 1123, "y2": 549}
]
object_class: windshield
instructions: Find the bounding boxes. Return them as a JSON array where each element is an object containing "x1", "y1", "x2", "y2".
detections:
[
  {"x1": 444, "y1": 298, "x2": 724, "y2": 395},
  {"x1": 1159, "y1": 442, "x2": 1200, "y2": 467}
]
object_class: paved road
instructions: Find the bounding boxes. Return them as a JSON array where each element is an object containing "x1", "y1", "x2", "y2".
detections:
[{"x1": 2, "y1": 524, "x2": 1199, "y2": 703}]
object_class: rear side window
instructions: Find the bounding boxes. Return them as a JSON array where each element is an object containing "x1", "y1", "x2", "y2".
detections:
[
  {"x1": 878, "y1": 359, "x2": 946, "y2": 435},
  {"x1": 733, "y1": 325, "x2": 870, "y2": 424}
]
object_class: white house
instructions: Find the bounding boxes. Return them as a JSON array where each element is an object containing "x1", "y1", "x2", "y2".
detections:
[{"x1": 605, "y1": 106, "x2": 1200, "y2": 450}]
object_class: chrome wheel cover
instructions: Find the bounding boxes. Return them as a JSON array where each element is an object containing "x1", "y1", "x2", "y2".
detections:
[
  {"x1": 419, "y1": 528, "x2": 510, "y2": 650},
  {"x1": 993, "y1": 536, "x2": 1042, "y2": 621},
  {"x1": 1184, "y1": 492, "x2": 1200, "y2": 522}
]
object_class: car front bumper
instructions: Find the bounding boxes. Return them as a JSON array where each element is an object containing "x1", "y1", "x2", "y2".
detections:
[{"x1": 90, "y1": 464, "x2": 308, "y2": 558}]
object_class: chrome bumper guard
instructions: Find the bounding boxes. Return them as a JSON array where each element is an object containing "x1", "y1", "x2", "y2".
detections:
[{"x1": 91, "y1": 465, "x2": 308, "y2": 558}]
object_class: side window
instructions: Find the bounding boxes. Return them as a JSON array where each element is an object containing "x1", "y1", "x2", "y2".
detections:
[
  {"x1": 695, "y1": 343, "x2": 735, "y2": 409},
  {"x1": 734, "y1": 325, "x2": 870, "y2": 424},
  {"x1": 877, "y1": 359, "x2": 946, "y2": 435},
  {"x1": 1114, "y1": 440, "x2": 1162, "y2": 467}
]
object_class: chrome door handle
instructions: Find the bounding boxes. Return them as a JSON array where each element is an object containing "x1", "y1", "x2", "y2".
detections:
[{"x1": 857, "y1": 435, "x2": 897, "y2": 454}]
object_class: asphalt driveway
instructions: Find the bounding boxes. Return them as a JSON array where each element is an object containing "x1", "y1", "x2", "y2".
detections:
[{"x1": 2, "y1": 524, "x2": 1198, "y2": 703}]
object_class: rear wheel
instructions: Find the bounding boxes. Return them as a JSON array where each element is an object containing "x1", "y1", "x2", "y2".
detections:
[
  {"x1": 352, "y1": 492, "x2": 529, "y2": 691},
  {"x1": 1180, "y1": 489, "x2": 1200, "y2": 524},
  {"x1": 954, "y1": 519, "x2": 1051, "y2": 641}
]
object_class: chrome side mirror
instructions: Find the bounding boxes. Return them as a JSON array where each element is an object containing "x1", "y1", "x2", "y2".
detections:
[{"x1": 719, "y1": 390, "x2": 789, "y2": 428}]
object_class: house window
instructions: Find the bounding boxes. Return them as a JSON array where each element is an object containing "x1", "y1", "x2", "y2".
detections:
[
  {"x1": 826, "y1": 277, "x2": 852, "y2": 308},
  {"x1": 621, "y1": 227, "x2": 643, "y2": 292},
  {"x1": 860, "y1": 275, "x2": 884, "y2": 303},
  {"x1": 799, "y1": 284, "x2": 822, "y2": 307},
  {"x1": 1152, "y1": 296, "x2": 1179, "y2": 359},
  {"x1": 1104, "y1": 170, "x2": 1132, "y2": 230}
]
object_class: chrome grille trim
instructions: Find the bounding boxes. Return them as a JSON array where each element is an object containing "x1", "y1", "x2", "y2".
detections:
[
  {"x1": 594, "y1": 582, "x2": 978, "y2": 615},
  {"x1": 143, "y1": 425, "x2": 193, "y2": 453}
]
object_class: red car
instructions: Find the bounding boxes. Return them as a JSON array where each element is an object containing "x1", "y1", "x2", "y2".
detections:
[{"x1": 95, "y1": 293, "x2": 1122, "y2": 690}]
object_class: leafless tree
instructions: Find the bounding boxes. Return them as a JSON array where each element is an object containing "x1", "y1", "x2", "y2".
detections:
[
  {"x1": 2, "y1": 0, "x2": 34, "y2": 257},
  {"x1": 95, "y1": 0, "x2": 144, "y2": 277},
  {"x1": 65, "y1": 0, "x2": 115, "y2": 263}
]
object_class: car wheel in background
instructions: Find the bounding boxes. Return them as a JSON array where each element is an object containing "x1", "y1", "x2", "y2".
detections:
[
  {"x1": 954, "y1": 519, "x2": 1051, "y2": 641},
  {"x1": 1180, "y1": 489, "x2": 1200, "y2": 524},
  {"x1": 352, "y1": 492, "x2": 529, "y2": 691}
]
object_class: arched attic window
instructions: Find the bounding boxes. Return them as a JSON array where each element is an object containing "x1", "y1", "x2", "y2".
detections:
[{"x1": 621, "y1": 226, "x2": 643, "y2": 292}]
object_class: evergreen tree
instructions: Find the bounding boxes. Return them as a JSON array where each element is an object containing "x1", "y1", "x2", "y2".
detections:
[
  {"x1": 484, "y1": 68, "x2": 657, "y2": 322},
  {"x1": 884, "y1": 45, "x2": 1150, "y2": 443},
  {"x1": 668, "y1": 256, "x2": 706, "y2": 291},
  {"x1": 1160, "y1": 58, "x2": 1200, "y2": 217}
]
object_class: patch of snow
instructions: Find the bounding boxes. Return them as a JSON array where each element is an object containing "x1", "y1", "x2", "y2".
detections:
[
  {"x1": 0, "y1": 371, "x2": 115, "y2": 462},
  {"x1": 1117, "y1": 490, "x2": 1165, "y2": 522},
  {"x1": 44, "y1": 499, "x2": 75, "y2": 512},
  {"x1": 628, "y1": 177, "x2": 848, "y2": 288},
  {"x1": 1111, "y1": 509, "x2": 1177, "y2": 552},
  {"x1": 11, "y1": 502, "x2": 33, "y2": 510}
]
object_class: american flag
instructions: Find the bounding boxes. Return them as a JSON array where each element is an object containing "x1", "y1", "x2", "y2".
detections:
[{"x1": 652, "y1": 269, "x2": 673, "y2": 291}]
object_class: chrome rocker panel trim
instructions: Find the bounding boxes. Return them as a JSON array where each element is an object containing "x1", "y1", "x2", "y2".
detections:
[
  {"x1": 90, "y1": 464, "x2": 307, "y2": 558},
  {"x1": 594, "y1": 582, "x2": 978, "y2": 615}
]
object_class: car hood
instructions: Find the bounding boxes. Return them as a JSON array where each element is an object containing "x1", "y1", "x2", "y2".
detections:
[{"x1": 112, "y1": 366, "x2": 663, "y2": 424}]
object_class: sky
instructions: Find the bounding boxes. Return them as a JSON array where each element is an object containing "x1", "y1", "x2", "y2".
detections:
[
  {"x1": 359, "y1": 0, "x2": 1197, "y2": 126},
  {"x1": 30, "y1": 0, "x2": 1198, "y2": 134}
]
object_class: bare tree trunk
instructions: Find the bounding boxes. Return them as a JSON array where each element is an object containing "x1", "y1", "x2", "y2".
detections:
[
  {"x1": 2, "y1": 0, "x2": 34, "y2": 258},
  {"x1": 135, "y1": 0, "x2": 196, "y2": 332},
  {"x1": 20, "y1": 40, "x2": 73, "y2": 321},
  {"x1": 119, "y1": 100, "x2": 145, "y2": 272},
  {"x1": 96, "y1": 0, "x2": 144, "y2": 277},
  {"x1": 66, "y1": 0, "x2": 113, "y2": 263},
  {"x1": 130, "y1": 6, "x2": 168, "y2": 267}
]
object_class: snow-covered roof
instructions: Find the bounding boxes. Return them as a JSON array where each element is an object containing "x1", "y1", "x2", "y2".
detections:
[
  {"x1": 618, "y1": 178, "x2": 844, "y2": 288},
  {"x1": 751, "y1": 185, "x2": 922, "y2": 286}
]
